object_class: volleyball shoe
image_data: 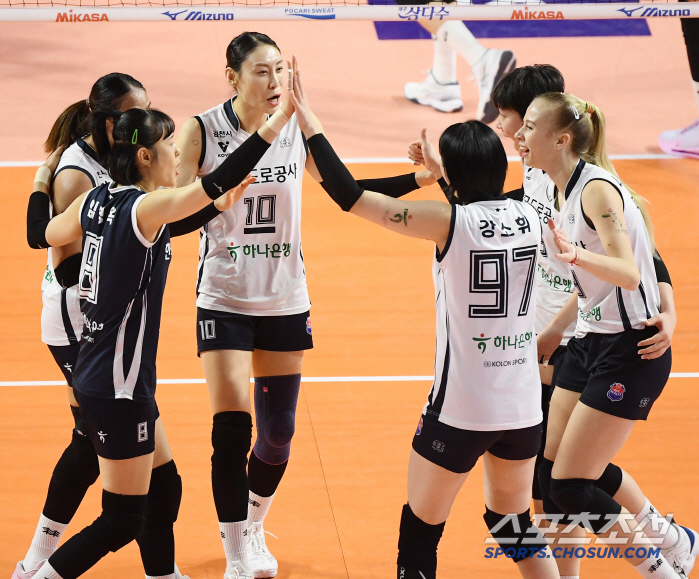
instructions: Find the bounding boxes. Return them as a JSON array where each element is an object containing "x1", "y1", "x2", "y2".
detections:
[
  {"x1": 404, "y1": 71, "x2": 463, "y2": 113},
  {"x1": 247, "y1": 522, "x2": 278, "y2": 578},
  {"x1": 658, "y1": 120, "x2": 699, "y2": 158}
]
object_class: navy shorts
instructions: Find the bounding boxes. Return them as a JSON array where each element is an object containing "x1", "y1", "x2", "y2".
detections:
[
  {"x1": 196, "y1": 308, "x2": 313, "y2": 355},
  {"x1": 47, "y1": 343, "x2": 80, "y2": 388},
  {"x1": 74, "y1": 391, "x2": 159, "y2": 460},
  {"x1": 556, "y1": 326, "x2": 672, "y2": 421},
  {"x1": 412, "y1": 412, "x2": 543, "y2": 474}
]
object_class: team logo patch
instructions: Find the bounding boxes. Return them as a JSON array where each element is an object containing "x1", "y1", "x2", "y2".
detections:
[
  {"x1": 639, "y1": 397, "x2": 650, "y2": 408},
  {"x1": 432, "y1": 440, "x2": 445, "y2": 453},
  {"x1": 568, "y1": 214, "x2": 576, "y2": 224},
  {"x1": 306, "y1": 316, "x2": 312, "y2": 335},
  {"x1": 279, "y1": 137, "x2": 292, "y2": 148},
  {"x1": 607, "y1": 382, "x2": 626, "y2": 402},
  {"x1": 416, "y1": 417, "x2": 423, "y2": 436}
]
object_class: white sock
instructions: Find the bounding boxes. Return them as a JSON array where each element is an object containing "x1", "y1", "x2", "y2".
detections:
[
  {"x1": 33, "y1": 562, "x2": 63, "y2": 579},
  {"x1": 247, "y1": 492, "x2": 275, "y2": 527},
  {"x1": 219, "y1": 521, "x2": 249, "y2": 568},
  {"x1": 23, "y1": 514, "x2": 69, "y2": 571},
  {"x1": 146, "y1": 574, "x2": 175, "y2": 579},
  {"x1": 431, "y1": 31, "x2": 457, "y2": 84},
  {"x1": 633, "y1": 554, "x2": 681, "y2": 579},
  {"x1": 438, "y1": 21, "x2": 487, "y2": 68},
  {"x1": 634, "y1": 499, "x2": 679, "y2": 550},
  {"x1": 560, "y1": 576, "x2": 580, "y2": 579},
  {"x1": 174, "y1": 563, "x2": 185, "y2": 579},
  {"x1": 692, "y1": 79, "x2": 699, "y2": 113}
]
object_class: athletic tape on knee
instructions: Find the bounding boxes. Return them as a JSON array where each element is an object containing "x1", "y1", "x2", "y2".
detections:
[
  {"x1": 594, "y1": 463, "x2": 623, "y2": 498},
  {"x1": 549, "y1": 478, "x2": 622, "y2": 534},
  {"x1": 397, "y1": 504, "x2": 444, "y2": 572},
  {"x1": 144, "y1": 461, "x2": 182, "y2": 526},
  {"x1": 483, "y1": 508, "x2": 547, "y2": 563},
  {"x1": 253, "y1": 374, "x2": 301, "y2": 465}
]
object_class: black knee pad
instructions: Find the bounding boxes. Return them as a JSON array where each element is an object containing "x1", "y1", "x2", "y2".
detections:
[
  {"x1": 211, "y1": 411, "x2": 253, "y2": 475},
  {"x1": 537, "y1": 458, "x2": 559, "y2": 515},
  {"x1": 397, "y1": 504, "x2": 444, "y2": 574},
  {"x1": 483, "y1": 508, "x2": 547, "y2": 563},
  {"x1": 253, "y1": 374, "x2": 300, "y2": 465},
  {"x1": 82, "y1": 491, "x2": 147, "y2": 553},
  {"x1": 550, "y1": 478, "x2": 622, "y2": 534},
  {"x1": 594, "y1": 463, "x2": 623, "y2": 497},
  {"x1": 144, "y1": 460, "x2": 182, "y2": 526},
  {"x1": 70, "y1": 405, "x2": 83, "y2": 426},
  {"x1": 67, "y1": 423, "x2": 100, "y2": 484}
]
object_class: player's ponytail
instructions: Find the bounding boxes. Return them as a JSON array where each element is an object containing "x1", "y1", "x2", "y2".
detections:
[
  {"x1": 535, "y1": 92, "x2": 657, "y2": 253},
  {"x1": 439, "y1": 121, "x2": 508, "y2": 205},
  {"x1": 44, "y1": 99, "x2": 91, "y2": 154},
  {"x1": 109, "y1": 109, "x2": 175, "y2": 186},
  {"x1": 226, "y1": 32, "x2": 280, "y2": 72}
]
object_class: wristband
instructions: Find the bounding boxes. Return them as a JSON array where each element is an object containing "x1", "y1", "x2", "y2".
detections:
[
  {"x1": 34, "y1": 166, "x2": 52, "y2": 186},
  {"x1": 265, "y1": 109, "x2": 290, "y2": 135},
  {"x1": 571, "y1": 245, "x2": 580, "y2": 266}
]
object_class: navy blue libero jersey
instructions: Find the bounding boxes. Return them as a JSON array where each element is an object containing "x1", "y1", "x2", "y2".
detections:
[{"x1": 73, "y1": 183, "x2": 171, "y2": 401}]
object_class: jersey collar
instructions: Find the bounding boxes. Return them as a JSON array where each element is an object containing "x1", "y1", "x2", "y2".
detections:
[
  {"x1": 224, "y1": 96, "x2": 273, "y2": 134},
  {"x1": 77, "y1": 137, "x2": 100, "y2": 164},
  {"x1": 564, "y1": 158, "x2": 586, "y2": 200}
]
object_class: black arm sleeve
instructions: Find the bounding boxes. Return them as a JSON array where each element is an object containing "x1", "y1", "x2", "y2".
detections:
[
  {"x1": 169, "y1": 203, "x2": 222, "y2": 238},
  {"x1": 353, "y1": 173, "x2": 419, "y2": 199},
  {"x1": 27, "y1": 191, "x2": 52, "y2": 249},
  {"x1": 306, "y1": 134, "x2": 364, "y2": 212},
  {"x1": 200, "y1": 132, "x2": 271, "y2": 200},
  {"x1": 653, "y1": 251, "x2": 672, "y2": 286},
  {"x1": 438, "y1": 177, "x2": 457, "y2": 204},
  {"x1": 505, "y1": 187, "x2": 525, "y2": 201}
]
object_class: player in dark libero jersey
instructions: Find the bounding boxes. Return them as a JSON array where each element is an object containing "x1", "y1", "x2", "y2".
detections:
[{"x1": 25, "y1": 105, "x2": 289, "y2": 579}]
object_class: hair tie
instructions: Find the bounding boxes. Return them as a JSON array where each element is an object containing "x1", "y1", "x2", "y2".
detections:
[
  {"x1": 585, "y1": 101, "x2": 596, "y2": 115},
  {"x1": 131, "y1": 129, "x2": 138, "y2": 145},
  {"x1": 571, "y1": 104, "x2": 580, "y2": 120}
]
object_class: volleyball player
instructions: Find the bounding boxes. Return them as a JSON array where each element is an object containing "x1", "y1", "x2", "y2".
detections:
[
  {"x1": 658, "y1": 0, "x2": 699, "y2": 157},
  {"x1": 286, "y1": 61, "x2": 559, "y2": 579},
  {"x1": 397, "y1": 2, "x2": 515, "y2": 120},
  {"x1": 517, "y1": 93, "x2": 698, "y2": 578},
  {"x1": 24, "y1": 103, "x2": 289, "y2": 579},
  {"x1": 175, "y1": 34, "x2": 438, "y2": 579}
]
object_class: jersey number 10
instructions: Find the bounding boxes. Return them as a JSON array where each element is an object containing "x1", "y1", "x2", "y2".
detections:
[
  {"x1": 243, "y1": 195, "x2": 276, "y2": 234},
  {"x1": 469, "y1": 246, "x2": 537, "y2": 318}
]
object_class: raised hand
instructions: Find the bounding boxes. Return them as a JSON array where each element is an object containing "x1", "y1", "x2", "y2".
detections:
[
  {"x1": 215, "y1": 174, "x2": 257, "y2": 211},
  {"x1": 287, "y1": 57, "x2": 322, "y2": 137},
  {"x1": 548, "y1": 217, "x2": 577, "y2": 263},
  {"x1": 419, "y1": 129, "x2": 442, "y2": 180},
  {"x1": 281, "y1": 56, "x2": 297, "y2": 120},
  {"x1": 408, "y1": 139, "x2": 424, "y2": 166}
]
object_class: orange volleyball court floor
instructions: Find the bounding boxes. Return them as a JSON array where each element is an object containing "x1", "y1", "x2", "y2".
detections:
[{"x1": 1, "y1": 15, "x2": 699, "y2": 579}]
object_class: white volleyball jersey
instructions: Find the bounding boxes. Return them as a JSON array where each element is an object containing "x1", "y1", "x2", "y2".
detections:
[
  {"x1": 194, "y1": 98, "x2": 311, "y2": 316},
  {"x1": 41, "y1": 138, "x2": 110, "y2": 346},
  {"x1": 560, "y1": 160, "x2": 660, "y2": 337},
  {"x1": 522, "y1": 165, "x2": 576, "y2": 345},
  {"x1": 426, "y1": 199, "x2": 543, "y2": 431}
]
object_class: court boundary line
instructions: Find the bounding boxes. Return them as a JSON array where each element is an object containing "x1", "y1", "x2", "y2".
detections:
[
  {"x1": 2, "y1": 373, "x2": 697, "y2": 386},
  {"x1": 0, "y1": 153, "x2": 681, "y2": 168}
]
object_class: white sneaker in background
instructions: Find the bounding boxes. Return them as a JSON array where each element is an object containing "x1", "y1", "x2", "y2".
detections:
[
  {"x1": 658, "y1": 120, "x2": 699, "y2": 159},
  {"x1": 404, "y1": 71, "x2": 463, "y2": 113},
  {"x1": 224, "y1": 560, "x2": 254, "y2": 579}
]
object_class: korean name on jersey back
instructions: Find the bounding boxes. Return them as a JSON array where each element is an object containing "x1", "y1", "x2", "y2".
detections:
[
  {"x1": 426, "y1": 199, "x2": 543, "y2": 432},
  {"x1": 74, "y1": 183, "x2": 171, "y2": 401},
  {"x1": 560, "y1": 160, "x2": 660, "y2": 336}
]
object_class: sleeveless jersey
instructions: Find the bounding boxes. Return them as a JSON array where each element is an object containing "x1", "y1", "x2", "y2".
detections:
[
  {"x1": 522, "y1": 165, "x2": 576, "y2": 345},
  {"x1": 41, "y1": 138, "x2": 111, "y2": 346},
  {"x1": 560, "y1": 160, "x2": 659, "y2": 337},
  {"x1": 426, "y1": 199, "x2": 543, "y2": 431},
  {"x1": 72, "y1": 183, "x2": 171, "y2": 401},
  {"x1": 194, "y1": 98, "x2": 310, "y2": 316}
]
